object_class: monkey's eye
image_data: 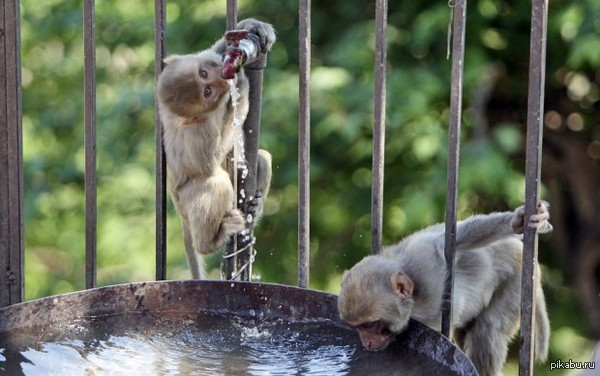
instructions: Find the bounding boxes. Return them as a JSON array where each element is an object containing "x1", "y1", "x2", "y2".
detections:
[
  {"x1": 199, "y1": 69, "x2": 208, "y2": 79},
  {"x1": 360, "y1": 321, "x2": 377, "y2": 329},
  {"x1": 204, "y1": 86, "x2": 212, "y2": 97}
]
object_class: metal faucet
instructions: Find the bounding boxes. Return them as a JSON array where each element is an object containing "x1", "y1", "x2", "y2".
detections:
[{"x1": 221, "y1": 30, "x2": 261, "y2": 79}]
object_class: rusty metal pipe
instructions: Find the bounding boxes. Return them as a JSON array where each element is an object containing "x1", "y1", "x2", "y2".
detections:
[{"x1": 223, "y1": 28, "x2": 269, "y2": 280}]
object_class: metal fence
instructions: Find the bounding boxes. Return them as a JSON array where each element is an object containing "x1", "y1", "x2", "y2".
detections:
[{"x1": 0, "y1": 1, "x2": 549, "y2": 375}]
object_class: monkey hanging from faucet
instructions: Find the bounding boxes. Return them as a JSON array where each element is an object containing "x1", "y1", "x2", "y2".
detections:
[{"x1": 157, "y1": 19, "x2": 275, "y2": 278}]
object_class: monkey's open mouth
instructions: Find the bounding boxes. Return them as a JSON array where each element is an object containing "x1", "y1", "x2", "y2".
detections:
[{"x1": 367, "y1": 336, "x2": 395, "y2": 352}]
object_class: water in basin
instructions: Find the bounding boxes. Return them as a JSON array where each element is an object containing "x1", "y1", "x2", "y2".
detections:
[{"x1": 0, "y1": 311, "x2": 456, "y2": 375}]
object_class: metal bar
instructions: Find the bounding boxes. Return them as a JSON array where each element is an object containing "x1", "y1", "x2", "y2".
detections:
[
  {"x1": 0, "y1": 0, "x2": 8, "y2": 307},
  {"x1": 154, "y1": 0, "x2": 167, "y2": 281},
  {"x1": 370, "y1": 0, "x2": 387, "y2": 255},
  {"x1": 441, "y1": 0, "x2": 467, "y2": 338},
  {"x1": 83, "y1": 0, "x2": 97, "y2": 289},
  {"x1": 298, "y1": 0, "x2": 311, "y2": 288},
  {"x1": 226, "y1": 0, "x2": 237, "y2": 30},
  {"x1": 0, "y1": 0, "x2": 24, "y2": 307},
  {"x1": 224, "y1": 1, "x2": 238, "y2": 279},
  {"x1": 238, "y1": 61, "x2": 266, "y2": 281},
  {"x1": 519, "y1": 0, "x2": 548, "y2": 374}
]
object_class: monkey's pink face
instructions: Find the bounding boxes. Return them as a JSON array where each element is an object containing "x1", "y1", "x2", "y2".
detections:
[{"x1": 351, "y1": 320, "x2": 395, "y2": 351}]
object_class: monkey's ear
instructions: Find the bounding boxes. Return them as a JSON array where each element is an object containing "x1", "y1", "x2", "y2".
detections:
[
  {"x1": 164, "y1": 55, "x2": 182, "y2": 65},
  {"x1": 390, "y1": 271, "x2": 414, "y2": 300}
]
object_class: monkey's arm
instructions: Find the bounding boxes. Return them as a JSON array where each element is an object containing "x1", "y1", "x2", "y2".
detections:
[{"x1": 455, "y1": 201, "x2": 552, "y2": 251}]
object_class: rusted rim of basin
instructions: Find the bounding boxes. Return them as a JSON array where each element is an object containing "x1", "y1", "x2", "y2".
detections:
[{"x1": 0, "y1": 280, "x2": 477, "y2": 375}]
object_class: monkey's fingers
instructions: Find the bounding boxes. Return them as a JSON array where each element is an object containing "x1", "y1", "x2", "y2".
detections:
[
  {"x1": 528, "y1": 215, "x2": 553, "y2": 233},
  {"x1": 528, "y1": 201, "x2": 553, "y2": 234},
  {"x1": 246, "y1": 191, "x2": 263, "y2": 215},
  {"x1": 536, "y1": 201, "x2": 551, "y2": 219},
  {"x1": 222, "y1": 209, "x2": 245, "y2": 233},
  {"x1": 237, "y1": 19, "x2": 276, "y2": 53},
  {"x1": 511, "y1": 206, "x2": 526, "y2": 234}
]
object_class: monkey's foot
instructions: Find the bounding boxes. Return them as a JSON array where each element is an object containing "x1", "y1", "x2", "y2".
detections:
[
  {"x1": 209, "y1": 209, "x2": 245, "y2": 252},
  {"x1": 247, "y1": 192, "x2": 264, "y2": 215},
  {"x1": 511, "y1": 201, "x2": 553, "y2": 234},
  {"x1": 221, "y1": 209, "x2": 245, "y2": 234}
]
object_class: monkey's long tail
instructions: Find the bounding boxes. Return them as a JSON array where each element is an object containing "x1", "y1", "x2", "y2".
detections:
[
  {"x1": 534, "y1": 274, "x2": 550, "y2": 362},
  {"x1": 183, "y1": 222, "x2": 205, "y2": 279}
]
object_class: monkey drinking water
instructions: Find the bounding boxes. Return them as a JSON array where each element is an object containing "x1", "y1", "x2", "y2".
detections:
[
  {"x1": 157, "y1": 19, "x2": 275, "y2": 278},
  {"x1": 338, "y1": 202, "x2": 553, "y2": 376}
]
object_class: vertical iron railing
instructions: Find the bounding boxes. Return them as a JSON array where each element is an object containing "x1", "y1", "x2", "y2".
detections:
[
  {"x1": 83, "y1": 0, "x2": 97, "y2": 290},
  {"x1": 370, "y1": 0, "x2": 388, "y2": 256},
  {"x1": 297, "y1": 0, "x2": 311, "y2": 288},
  {"x1": 519, "y1": 0, "x2": 549, "y2": 375},
  {"x1": 154, "y1": 0, "x2": 167, "y2": 281},
  {"x1": 0, "y1": 0, "x2": 24, "y2": 307},
  {"x1": 442, "y1": 0, "x2": 467, "y2": 339},
  {"x1": 0, "y1": 3, "x2": 551, "y2": 371}
]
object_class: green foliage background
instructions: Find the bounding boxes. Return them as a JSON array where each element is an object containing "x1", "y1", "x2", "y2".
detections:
[{"x1": 18, "y1": 0, "x2": 599, "y2": 374}]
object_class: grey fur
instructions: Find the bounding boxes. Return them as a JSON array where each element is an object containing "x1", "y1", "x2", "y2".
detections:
[
  {"x1": 339, "y1": 203, "x2": 552, "y2": 376},
  {"x1": 156, "y1": 19, "x2": 275, "y2": 279}
]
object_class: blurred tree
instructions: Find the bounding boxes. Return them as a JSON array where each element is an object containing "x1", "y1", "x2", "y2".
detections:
[{"x1": 17, "y1": 0, "x2": 599, "y2": 374}]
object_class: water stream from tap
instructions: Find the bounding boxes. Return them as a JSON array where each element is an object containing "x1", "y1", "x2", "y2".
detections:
[
  {"x1": 227, "y1": 79, "x2": 247, "y2": 207},
  {"x1": 225, "y1": 79, "x2": 256, "y2": 278}
]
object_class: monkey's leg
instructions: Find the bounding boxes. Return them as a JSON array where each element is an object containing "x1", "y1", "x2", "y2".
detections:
[
  {"x1": 461, "y1": 274, "x2": 521, "y2": 376},
  {"x1": 256, "y1": 149, "x2": 272, "y2": 199},
  {"x1": 184, "y1": 168, "x2": 245, "y2": 254},
  {"x1": 247, "y1": 149, "x2": 272, "y2": 222}
]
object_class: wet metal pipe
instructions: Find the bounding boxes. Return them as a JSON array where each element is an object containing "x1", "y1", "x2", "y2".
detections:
[
  {"x1": 232, "y1": 54, "x2": 268, "y2": 281},
  {"x1": 224, "y1": 1, "x2": 238, "y2": 279},
  {"x1": 442, "y1": 0, "x2": 467, "y2": 338},
  {"x1": 519, "y1": 0, "x2": 549, "y2": 374},
  {"x1": 224, "y1": 5, "x2": 269, "y2": 281}
]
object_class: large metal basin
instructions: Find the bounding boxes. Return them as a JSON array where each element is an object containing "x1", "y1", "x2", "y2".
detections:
[{"x1": 0, "y1": 281, "x2": 477, "y2": 375}]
